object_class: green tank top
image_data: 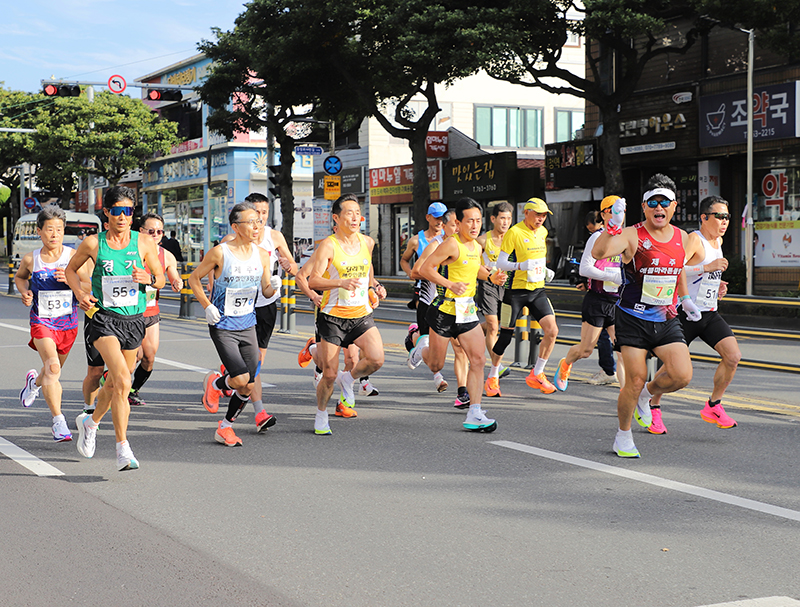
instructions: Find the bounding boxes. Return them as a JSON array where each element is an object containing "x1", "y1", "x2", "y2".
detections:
[{"x1": 91, "y1": 231, "x2": 146, "y2": 315}]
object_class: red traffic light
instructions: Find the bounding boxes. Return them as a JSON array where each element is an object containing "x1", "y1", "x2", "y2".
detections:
[
  {"x1": 43, "y1": 84, "x2": 59, "y2": 96},
  {"x1": 43, "y1": 84, "x2": 80, "y2": 97},
  {"x1": 146, "y1": 89, "x2": 183, "y2": 102}
]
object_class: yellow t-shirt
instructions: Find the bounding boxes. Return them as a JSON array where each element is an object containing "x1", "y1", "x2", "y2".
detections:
[
  {"x1": 501, "y1": 221, "x2": 548, "y2": 290},
  {"x1": 483, "y1": 231, "x2": 502, "y2": 266},
  {"x1": 436, "y1": 234, "x2": 482, "y2": 316},
  {"x1": 319, "y1": 234, "x2": 371, "y2": 319}
]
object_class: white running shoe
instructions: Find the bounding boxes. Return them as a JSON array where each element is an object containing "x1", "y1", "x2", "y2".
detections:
[
  {"x1": 20, "y1": 369, "x2": 40, "y2": 408},
  {"x1": 407, "y1": 334, "x2": 428, "y2": 370},
  {"x1": 613, "y1": 431, "x2": 640, "y2": 458},
  {"x1": 359, "y1": 378, "x2": 379, "y2": 397},
  {"x1": 116, "y1": 441, "x2": 139, "y2": 471},
  {"x1": 434, "y1": 374, "x2": 448, "y2": 393},
  {"x1": 463, "y1": 407, "x2": 497, "y2": 432},
  {"x1": 588, "y1": 371, "x2": 617, "y2": 385},
  {"x1": 52, "y1": 417, "x2": 72, "y2": 442},
  {"x1": 76, "y1": 412, "x2": 97, "y2": 458}
]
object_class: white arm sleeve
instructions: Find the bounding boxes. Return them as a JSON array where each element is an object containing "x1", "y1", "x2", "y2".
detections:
[
  {"x1": 579, "y1": 232, "x2": 608, "y2": 280},
  {"x1": 495, "y1": 251, "x2": 518, "y2": 272}
]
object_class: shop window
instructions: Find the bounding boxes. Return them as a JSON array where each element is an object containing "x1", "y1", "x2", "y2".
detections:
[
  {"x1": 555, "y1": 109, "x2": 585, "y2": 142},
  {"x1": 475, "y1": 106, "x2": 543, "y2": 149}
]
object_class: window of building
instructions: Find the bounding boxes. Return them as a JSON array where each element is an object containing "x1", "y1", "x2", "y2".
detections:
[
  {"x1": 555, "y1": 109, "x2": 585, "y2": 142},
  {"x1": 475, "y1": 106, "x2": 543, "y2": 149}
]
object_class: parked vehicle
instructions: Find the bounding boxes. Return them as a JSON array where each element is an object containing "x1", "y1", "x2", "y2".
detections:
[{"x1": 12, "y1": 211, "x2": 102, "y2": 267}]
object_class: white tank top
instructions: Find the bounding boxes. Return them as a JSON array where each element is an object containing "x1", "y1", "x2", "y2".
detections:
[
  {"x1": 686, "y1": 232, "x2": 723, "y2": 312},
  {"x1": 256, "y1": 228, "x2": 279, "y2": 307}
]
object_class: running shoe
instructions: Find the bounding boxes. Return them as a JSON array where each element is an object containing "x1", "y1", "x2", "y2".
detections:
[
  {"x1": 19, "y1": 369, "x2": 40, "y2": 408},
  {"x1": 588, "y1": 371, "x2": 617, "y2": 385},
  {"x1": 98, "y1": 369, "x2": 108, "y2": 387},
  {"x1": 314, "y1": 411, "x2": 332, "y2": 435},
  {"x1": 314, "y1": 369, "x2": 322, "y2": 388},
  {"x1": 76, "y1": 412, "x2": 97, "y2": 458},
  {"x1": 52, "y1": 417, "x2": 72, "y2": 442},
  {"x1": 407, "y1": 334, "x2": 428, "y2": 370},
  {"x1": 648, "y1": 408, "x2": 667, "y2": 434},
  {"x1": 463, "y1": 408, "x2": 497, "y2": 432},
  {"x1": 484, "y1": 376, "x2": 501, "y2": 397},
  {"x1": 525, "y1": 371, "x2": 556, "y2": 394},
  {"x1": 315, "y1": 424, "x2": 332, "y2": 436},
  {"x1": 116, "y1": 441, "x2": 139, "y2": 471},
  {"x1": 499, "y1": 366, "x2": 511, "y2": 379},
  {"x1": 255, "y1": 410, "x2": 277, "y2": 432},
  {"x1": 404, "y1": 323, "x2": 419, "y2": 353},
  {"x1": 701, "y1": 401, "x2": 738, "y2": 429},
  {"x1": 554, "y1": 358, "x2": 572, "y2": 392},
  {"x1": 218, "y1": 365, "x2": 233, "y2": 397},
  {"x1": 359, "y1": 378, "x2": 379, "y2": 397},
  {"x1": 434, "y1": 374, "x2": 448, "y2": 393},
  {"x1": 613, "y1": 432, "x2": 640, "y2": 458},
  {"x1": 298, "y1": 337, "x2": 315, "y2": 368},
  {"x1": 215, "y1": 421, "x2": 243, "y2": 446},
  {"x1": 202, "y1": 371, "x2": 222, "y2": 414},
  {"x1": 453, "y1": 391, "x2": 471, "y2": 409},
  {"x1": 128, "y1": 390, "x2": 146, "y2": 407},
  {"x1": 634, "y1": 389, "x2": 653, "y2": 428},
  {"x1": 336, "y1": 371, "x2": 356, "y2": 407},
  {"x1": 335, "y1": 400, "x2": 358, "y2": 418}
]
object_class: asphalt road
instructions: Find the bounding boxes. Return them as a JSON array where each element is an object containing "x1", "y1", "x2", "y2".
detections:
[{"x1": 2, "y1": 291, "x2": 800, "y2": 607}]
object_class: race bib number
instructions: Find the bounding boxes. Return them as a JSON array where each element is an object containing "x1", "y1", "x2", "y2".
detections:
[
  {"x1": 338, "y1": 279, "x2": 368, "y2": 308},
  {"x1": 102, "y1": 275, "x2": 139, "y2": 308},
  {"x1": 454, "y1": 297, "x2": 479, "y2": 324},
  {"x1": 641, "y1": 275, "x2": 677, "y2": 306},
  {"x1": 526, "y1": 257, "x2": 546, "y2": 284},
  {"x1": 145, "y1": 285, "x2": 158, "y2": 308},
  {"x1": 224, "y1": 286, "x2": 257, "y2": 317},
  {"x1": 38, "y1": 290, "x2": 73, "y2": 318},
  {"x1": 695, "y1": 275, "x2": 720, "y2": 309},
  {"x1": 603, "y1": 280, "x2": 619, "y2": 293}
]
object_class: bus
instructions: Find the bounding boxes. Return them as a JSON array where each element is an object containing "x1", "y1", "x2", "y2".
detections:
[{"x1": 12, "y1": 210, "x2": 102, "y2": 268}]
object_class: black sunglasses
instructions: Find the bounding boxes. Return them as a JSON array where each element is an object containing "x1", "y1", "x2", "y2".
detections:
[
  {"x1": 707, "y1": 212, "x2": 731, "y2": 221},
  {"x1": 645, "y1": 199, "x2": 672, "y2": 208}
]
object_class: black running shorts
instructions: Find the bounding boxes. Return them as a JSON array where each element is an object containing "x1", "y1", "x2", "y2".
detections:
[
  {"x1": 209, "y1": 325, "x2": 260, "y2": 381},
  {"x1": 317, "y1": 312, "x2": 375, "y2": 348},
  {"x1": 255, "y1": 301, "x2": 278, "y2": 349},
  {"x1": 614, "y1": 308, "x2": 686, "y2": 352},
  {"x1": 426, "y1": 306, "x2": 481, "y2": 339},
  {"x1": 477, "y1": 280, "x2": 504, "y2": 318},
  {"x1": 89, "y1": 309, "x2": 145, "y2": 352},
  {"x1": 500, "y1": 288, "x2": 554, "y2": 329},
  {"x1": 679, "y1": 309, "x2": 734, "y2": 348},
  {"x1": 581, "y1": 290, "x2": 616, "y2": 329}
]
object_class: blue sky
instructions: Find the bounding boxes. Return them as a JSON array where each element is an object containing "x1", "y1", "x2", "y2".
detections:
[{"x1": 2, "y1": 0, "x2": 246, "y2": 93}]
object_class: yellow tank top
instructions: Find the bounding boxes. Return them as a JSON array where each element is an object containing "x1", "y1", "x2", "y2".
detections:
[
  {"x1": 484, "y1": 231, "x2": 502, "y2": 265},
  {"x1": 320, "y1": 233, "x2": 371, "y2": 319},
  {"x1": 437, "y1": 234, "x2": 482, "y2": 316}
]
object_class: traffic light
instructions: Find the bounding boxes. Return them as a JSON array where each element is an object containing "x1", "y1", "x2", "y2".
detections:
[
  {"x1": 43, "y1": 84, "x2": 80, "y2": 97},
  {"x1": 268, "y1": 164, "x2": 281, "y2": 199},
  {"x1": 146, "y1": 89, "x2": 183, "y2": 102}
]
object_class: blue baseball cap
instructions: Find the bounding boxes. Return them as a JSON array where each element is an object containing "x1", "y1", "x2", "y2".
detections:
[{"x1": 427, "y1": 202, "x2": 447, "y2": 217}]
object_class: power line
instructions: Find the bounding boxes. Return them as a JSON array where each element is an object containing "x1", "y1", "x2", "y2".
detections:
[{"x1": 61, "y1": 50, "x2": 198, "y2": 80}]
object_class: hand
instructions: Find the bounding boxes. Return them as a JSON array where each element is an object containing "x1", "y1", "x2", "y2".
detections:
[
  {"x1": 375, "y1": 284, "x2": 387, "y2": 300},
  {"x1": 609, "y1": 198, "x2": 626, "y2": 229},
  {"x1": 270, "y1": 274, "x2": 282, "y2": 292},
  {"x1": 53, "y1": 267, "x2": 67, "y2": 283},
  {"x1": 490, "y1": 270, "x2": 507, "y2": 286},
  {"x1": 78, "y1": 292, "x2": 98, "y2": 312},
  {"x1": 278, "y1": 256, "x2": 292, "y2": 271},
  {"x1": 339, "y1": 277, "x2": 361, "y2": 292},
  {"x1": 719, "y1": 280, "x2": 728, "y2": 299},
  {"x1": 131, "y1": 266, "x2": 151, "y2": 285},
  {"x1": 704, "y1": 257, "x2": 729, "y2": 273},
  {"x1": 545, "y1": 268, "x2": 555, "y2": 283},
  {"x1": 448, "y1": 281, "x2": 468, "y2": 296},
  {"x1": 680, "y1": 297, "x2": 702, "y2": 322},
  {"x1": 575, "y1": 283, "x2": 587, "y2": 292},
  {"x1": 170, "y1": 277, "x2": 183, "y2": 292},
  {"x1": 205, "y1": 304, "x2": 221, "y2": 325},
  {"x1": 21, "y1": 289, "x2": 34, "y2": 307},
  {"x1": 310, "y1": 293, "x2": 323, "y2": 308},
  {"x1": 602, "y1": 267, "x2": 622, "y2": 285}
]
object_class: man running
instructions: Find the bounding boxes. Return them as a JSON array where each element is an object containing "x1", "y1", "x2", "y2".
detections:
[
  {"x1": 307, "y1": 194, "x2": 385, "y2": 435},
  {"x1": 591, "y1": 174, "x2": 701, "y2": 458},
  {"x1": 476, "y1": 202, "x2": 513, "y2": 397},
  {"x1": 67, "y1": 186, "x2": 165, "y2": 471},
  {"x1": 127, "y1": 212, "x2": 184, "y2": 406},
  {"x1": 554, "y1": 196, "x2": 625, "y2": 392},
  {"x1": 16, "y1": 206, "x2": 90, "y2": 441},
  {"x1": 415, "y1": 197, "x2": 504, "y2": 432},
  {"x1": 493, "y1": 198, "x2": 558, "y2": 394},
  {"x1": 189, "y1": 202, "x2": 278, "y2": 447},
  {"x1": 647, "y1": 195, "x2": 740, "y2": 433}
]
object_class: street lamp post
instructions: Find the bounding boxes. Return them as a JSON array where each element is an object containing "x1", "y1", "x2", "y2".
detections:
[{"x1": 744, "y1": 28, "x2": 755, "y2": 296}]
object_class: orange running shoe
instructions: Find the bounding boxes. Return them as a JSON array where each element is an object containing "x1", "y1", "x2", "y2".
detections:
[
  {"x1": 335, "y1": 400, "x2": 358, "y2": 418},
  {"x1": 202, "y1": 371, "x2": 222, "y2": 413},
  {"x1": 298, "y1": 337, "x2": 315, "y2": 368},
  {"x1": 484, "y1": 376, "x2": 502, "y2": 397},
  {"x1": 525, "y1": 371, "x2": 556, "y2": 394},
  {"x1": 214, "y1": 421, "x2": 242, "y2": 447}
]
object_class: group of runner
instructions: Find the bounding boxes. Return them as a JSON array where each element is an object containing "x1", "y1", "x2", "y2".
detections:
[{"x1": 15, "y1": 174, "x2": 742, "y2": 469}]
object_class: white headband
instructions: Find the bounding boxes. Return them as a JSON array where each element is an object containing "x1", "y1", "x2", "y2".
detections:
[{"x1": 643, "y1": 188, "x2": 676, "y2": 202}]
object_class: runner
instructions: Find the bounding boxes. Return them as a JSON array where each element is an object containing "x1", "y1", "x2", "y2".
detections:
[
  {"x1": 307, "y1": 194, "x2": 385, "y2": 435},
  {"x1": 15, "y1": 206, "x2": 89, "y2": 441},
  {"x1": 189, "y1": 202, "x2": 279, "y2": 447},
  {"x1": 554, "y1": 196, "x2": 626, "y2": 392},
  {"x1": 413, "y1": 197, "x2": 505, "y2": 432},
  {"x1": 647, "y1": 195, "x2": 740, "y2": 433},
  {"x1": 66, "y1": 186, "x2": 166, "y2": 471},
  {"x1": 591, "y1": 174, "x2": 701, "y2": 458},
  {"x1": 203, "y1": 193, "x2": 296, "y2": 432},
  {"x1": 492, "y1": 198, "x2": 558, "y2": 394},
  {"x1": 476, "y1": 202, "x2": 513, "y2": 397},
  {"x1": 127, "y1": 212, "x2": 184, "y2": 406}
]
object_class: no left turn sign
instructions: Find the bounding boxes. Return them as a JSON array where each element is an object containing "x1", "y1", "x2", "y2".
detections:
[{"x1": 108, "y1": 75, "x2": 127, "y2": 94}]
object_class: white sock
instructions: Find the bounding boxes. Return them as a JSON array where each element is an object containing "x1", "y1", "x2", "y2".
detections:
[
  {"x1": 220, "y1": 419, "x2": 233, "y2": 429},
  {"x1": 315, "y1": 409, "x2": 328, "y2": 429},
  {"x1": 309, "y1": 343, "x2": 317, "y2": 356},
  {"x1": 252, "y1": 399, "x2": 265, "y2": 415},
  {"x1": 615, "y1": 428, "x2": 634, "y2": 446},
  {"x1": 533, "y1": 357, "x2": 548, "y2": 376},
  {"x1": 53, "y1": 413, "x2": 65, "y2": 423},
  {"x1": 340, "y1": 370, "x2": 354, "y2": 387},
  {"x1": 638, "y1": 384, "x2": 653, "y2": 408},
  {"x1": 115, "y1": 440, "x2": 129, "y2": 453},
  {"x1": 433, "y1": 371, "x2": 444, "y2": 383},
  {"x1": 489, "y1": 365, "x2": 500, "y2": 379}
]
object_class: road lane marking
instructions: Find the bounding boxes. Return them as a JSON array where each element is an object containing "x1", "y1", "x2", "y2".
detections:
[
  {"x1": 491, "y1": 440, "x2": 800, "y2": 523},
  {"x1": 0, "y1": 321, "x2": 28, "y2": 333},
  {"x1": 0, "y1": 437, "x2": 64, "y2": 477},
  {"x1": 154, "y1": 356, "x2": 276, "y2": 388},
  {"x1": 697, "y1": 598, "x2": 800, "y2": 607}
]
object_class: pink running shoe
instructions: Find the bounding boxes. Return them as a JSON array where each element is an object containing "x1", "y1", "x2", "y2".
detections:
[
  {"x1": 647, "y1": 407, "x2": 667, "y2": 434},
  {"x1": 701, "y1": 401, "x2": 737, "y2": 428}
]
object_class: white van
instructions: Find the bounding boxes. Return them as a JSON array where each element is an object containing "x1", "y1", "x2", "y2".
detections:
[{"x1": 12, "y1": 210, "x2": 102, "y2": 267}]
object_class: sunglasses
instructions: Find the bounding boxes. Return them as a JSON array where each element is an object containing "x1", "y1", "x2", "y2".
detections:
[
  {"x1": 645, "y1": 199, "x2": 673, "y2": 208},
  {"x1": 707, "y1": 212, "x2": 731, "y2": 221},
  {"x1": 107, "y1": 206, "x2": 134, "y2": 216},
  {"x1": 145, "y1": 228, "x2": 164, "y2": 236}
]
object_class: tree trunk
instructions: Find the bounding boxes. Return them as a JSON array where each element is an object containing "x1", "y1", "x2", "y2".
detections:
[
  {"x1": 600, "y1": 105, "x2": 624, "y2": 196},
  {"x1": 278, "y1": 137, "x2": 296, "y2": 251},
  {"x1": 410, "y1": 129, "x2": 431, "y2": 233}
]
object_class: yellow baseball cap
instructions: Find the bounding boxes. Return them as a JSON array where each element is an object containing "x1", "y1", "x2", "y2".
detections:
[
  {"x1": 523, "y1": 197, "x2": 552, "y2": 214},
  {"x1": 600, "y1": 195, "x2": 620, "y2": 212}
]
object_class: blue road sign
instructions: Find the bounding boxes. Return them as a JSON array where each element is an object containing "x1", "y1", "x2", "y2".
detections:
[
  {"x1": 324, "y1": 155, "x2": 343, "y2": 176},
  {"x1": 295, "y1": 145, "x2": 324, "y2": 156}
]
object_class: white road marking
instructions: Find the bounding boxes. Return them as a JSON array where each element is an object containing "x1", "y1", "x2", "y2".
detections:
[
  {"x1": 154, "y1": 356, "x2": 276, "y2": 387},
  {"x1": 491, "y1": 441, "x2": 800, "y2": 523},
  {"x1": 0, "y1": 437, "x2": 64, "y2": 477},
  {"x1": 0, "y1": 321, "x2": 28, "y2": 333},
  {"x1": 696, "y1": 598, "x2": 800, "y2": 607}
]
